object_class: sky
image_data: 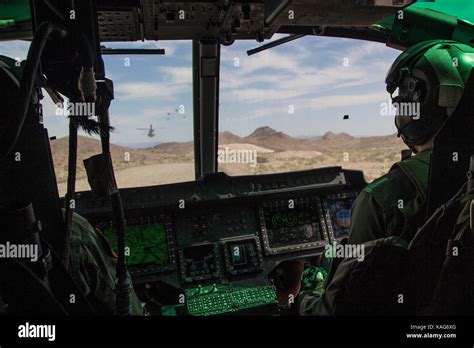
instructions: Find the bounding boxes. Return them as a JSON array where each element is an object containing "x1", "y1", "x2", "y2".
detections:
[{"x1": 0, "y1": 35, "x2": 400, "y2": 146}]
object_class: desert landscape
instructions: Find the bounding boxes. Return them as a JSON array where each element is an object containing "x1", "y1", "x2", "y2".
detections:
[{"x1": 50, "y1": 126, "x2": 407, "y2": 196}]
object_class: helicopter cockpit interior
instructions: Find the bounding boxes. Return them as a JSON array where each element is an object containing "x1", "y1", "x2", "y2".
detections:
[{"x1": 1, "y1": 0, "x2": 474, "y2": 321}]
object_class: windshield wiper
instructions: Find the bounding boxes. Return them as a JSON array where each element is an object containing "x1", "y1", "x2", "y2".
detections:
[{"x1": 246, "y1": 34, "x2": 305, "y2": 56}]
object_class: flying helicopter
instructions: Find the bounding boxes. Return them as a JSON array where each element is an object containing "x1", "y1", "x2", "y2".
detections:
[{"x1": 136, "y1": 124, "x2": 156, "y2": 138}]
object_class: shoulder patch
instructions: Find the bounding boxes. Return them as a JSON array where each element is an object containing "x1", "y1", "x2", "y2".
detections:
[
  {"x1": 363, "y1": 175, "x2": 389, "y2": 194},
  {"x1": 394, "y1": 151, "x2": 431, "y2": 202}
]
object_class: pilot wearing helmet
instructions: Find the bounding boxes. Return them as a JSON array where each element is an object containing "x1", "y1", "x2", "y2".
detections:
[
  {"x1": 295, "y1": 40, "x2": 474, "y2": 315},
  {"x1": 0, "y1": 55, "x2": 144, "y2": 315}
]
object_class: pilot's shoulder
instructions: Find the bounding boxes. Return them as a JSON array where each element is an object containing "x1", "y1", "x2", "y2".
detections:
[
  {"x1": 363, "y1": 174, "x2": 389, "y2": 195},
  {"x1": 70, "y1": 213, "x2": 96, "y2": 238},
  {"x1": 69, "y1": 213, "x2": 117, "y2": 280},
  {"x1": 69, "y1": 212, "x2": 106, "y2": 260},
  {"x1": 362, "y1": 166, "x2": 413, "y2": 205},
  {"x1": 364, "y1": 151, "x2": 430, "y2": 198},
  {"x1": 60, "y1": 209, "x2": 96, "y2": 243}
]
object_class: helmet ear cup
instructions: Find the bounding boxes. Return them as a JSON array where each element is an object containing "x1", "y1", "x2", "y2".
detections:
[
  {"x1": 387, "y1": 41, "x2": 474, "y2": 148},
  {"x1": 393, "y1": 57, "x2": 450, "y2": 147},
  {"x1": 393, "y1": 71, "x2": 425, "y2": 145}
]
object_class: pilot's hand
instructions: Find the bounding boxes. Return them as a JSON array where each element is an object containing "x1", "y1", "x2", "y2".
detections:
[
  {"x1": 144, "y1": 283, "x2": 161, "y2": 305},
  {"x1": 301, "y1": 266, "x2": 327, "y2": 297},
  {"x1": 273, "y1": 260, "x2": 305, "y2": 306}
]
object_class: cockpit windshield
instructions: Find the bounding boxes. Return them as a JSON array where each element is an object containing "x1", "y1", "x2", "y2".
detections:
[
  {"x1": 1, "y1": 35, "x2": 406, "y2": 195},
  {"x1": 218, "y1": 36, "x2": 405, "y2": 182}
]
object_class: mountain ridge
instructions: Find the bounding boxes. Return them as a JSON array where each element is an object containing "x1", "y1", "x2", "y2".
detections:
[
  {"x1": 51, "y1": 128, "x2": 403, "y2": 156},
  {"x1": 50, "y1": 127, "x2": 406, "y2": 194}
]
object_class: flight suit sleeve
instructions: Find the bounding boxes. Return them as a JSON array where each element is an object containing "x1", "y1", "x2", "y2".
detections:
[
  {"x1": 68, "y1": 213, "x2": 144, "y2": 315},
  {"x1": 297, "y1": 282, "x2": 333, "y2": 316},
  {"x1": 297, "y1": 191, "x2": 386, "y2": 315},
  {"x1": 347, "y1": 191, "x2": 386, "y2": 245}
]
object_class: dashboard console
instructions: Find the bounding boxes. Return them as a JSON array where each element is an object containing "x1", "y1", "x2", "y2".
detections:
[{"x1": 73, "y1": 167, "x2": 365, "y2": 290}]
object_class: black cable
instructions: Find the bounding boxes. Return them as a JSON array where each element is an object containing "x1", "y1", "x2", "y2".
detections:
[
  {"x1": 0, "y1": 21, "x2": 58, "y2": 160},
  {"x1": 265, "y1": 0, "x2": 291, "y2": 25},
  {"x1": 44, "y1": 0, "x2": 66, "y2": 22},
  {"x1": 99, "y1": 111, "x2": 131, "y2": 316},
  {"x1": 111, "y1": 191, "x2": 132, "y2": 316},
  {"x1": 78, "y1": 32, "x2": 94, "y2": 69},
  {"x1": 468, "y1": 155, "x2": 474, "y2": 194},
  {"x1": 60, "y1": 18, "x2": 96, "y2": 266},
  {"x1": 63, "y1": 117, "x2": 78, "y2": 266}
]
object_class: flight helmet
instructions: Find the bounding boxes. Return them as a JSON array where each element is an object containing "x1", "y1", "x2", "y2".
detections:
[{"x1": 386, "y1": 40, "x2": 474, "y2": 148}]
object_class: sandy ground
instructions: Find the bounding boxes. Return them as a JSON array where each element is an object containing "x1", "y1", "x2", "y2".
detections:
[
  {"x1": 58, "y1": 162, "x2": 195, "y2": 196},
  {"x1": 58, "y1": 159, "x2": 393, "y2": 197},
  {"x1": 218, "y1": 143, "x2": 274, "y2": 153},
  {"x1": 57, "y1": 148, "x2": 401, "y2": 195}
]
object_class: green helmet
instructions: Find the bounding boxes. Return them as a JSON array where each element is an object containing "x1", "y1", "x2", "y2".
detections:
[{"x1": 385, "y1": 40, "x2": 474, "y2": 148}]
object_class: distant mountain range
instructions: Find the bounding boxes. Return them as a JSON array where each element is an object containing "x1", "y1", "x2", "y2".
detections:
[
  {"x1": 115, "y1": 141, "x2": 162, "y2": 149},
  {"x1": 50, "y1": 126, "x2": 404, "y2": 181},
  {"x1": 50, "y1": 127, "x2": 406, "y2": 188},
  {"x1": 151, "y1": 126, "x2": 404, "y2": 154},
  {"x1": 51, "y1": 126, "x2": 404, "y2": 158}
]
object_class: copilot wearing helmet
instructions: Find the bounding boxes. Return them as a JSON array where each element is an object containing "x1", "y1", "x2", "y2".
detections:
[{"x1": 295, "y1": 40, "x2": 474, "y2": 315}]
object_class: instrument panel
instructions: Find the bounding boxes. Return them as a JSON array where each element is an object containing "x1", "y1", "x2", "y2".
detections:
[
  {"x1": 179, "y1": 243, "x2": 220, "y2": 283},
  {"x1": 101, "y1": 215, "x2": 177, "y2": 276},
  {"x1": 222, "y1": 237, "x2": 264, "y2": 276},
  {"x1": 74, "y1": 167, "x2": 365, "y2": 289},
  {"x1": 259, "y1": 197, "x2": 330, "y2": 255}
]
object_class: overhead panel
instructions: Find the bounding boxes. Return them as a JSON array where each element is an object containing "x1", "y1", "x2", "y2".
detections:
[
  {"x1": 142, "y1": 1, "x2": 220, "y2": 40},
  {"x1": 92, "y1": 0, "x2": 416, "y2": 42},
  {"x1": 97, "y1": 9, "x2": 142, "y2": 42},
  {"x1": 1, "y1": 0, "x2": 418, "y2": 42},
  {"x1": 269, "y1": 0, "x2": 413, "y2": 28},
  {"x1": 141, "y1": 1, "x2": 270, "y2": 42}
]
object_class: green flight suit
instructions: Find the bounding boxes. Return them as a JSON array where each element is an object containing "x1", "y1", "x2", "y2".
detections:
[
  {"x1": 68, "y1": 212, "x2": 144, "y2": 315},
  {"x1": 0, "y1": 55, "x2": 144, "y2": 315},
  {"x1": 348, "y1": 149, "x2": 431, "y2": 244},
  {"x1": 298, "y1": 149, "x2": 432, "y2": 315}
]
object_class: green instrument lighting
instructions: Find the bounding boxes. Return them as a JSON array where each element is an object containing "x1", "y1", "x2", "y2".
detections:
[{"x1": 104, "y1": 223, "x2": 169, "y2": 267}]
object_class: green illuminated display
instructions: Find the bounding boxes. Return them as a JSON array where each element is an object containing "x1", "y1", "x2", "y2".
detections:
[
  {"x1": 104, "y1": 223, "x2": 169, "y2": 267},
  {"x1": 185, "y1": 285, "x2": 278, "y2": 316},
  {"x1": 264, "y1": 209, "x2": 322, "y2": 248},
  {"x1": 270, "y1": 211, "x2": 311, "y2": 228}
]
